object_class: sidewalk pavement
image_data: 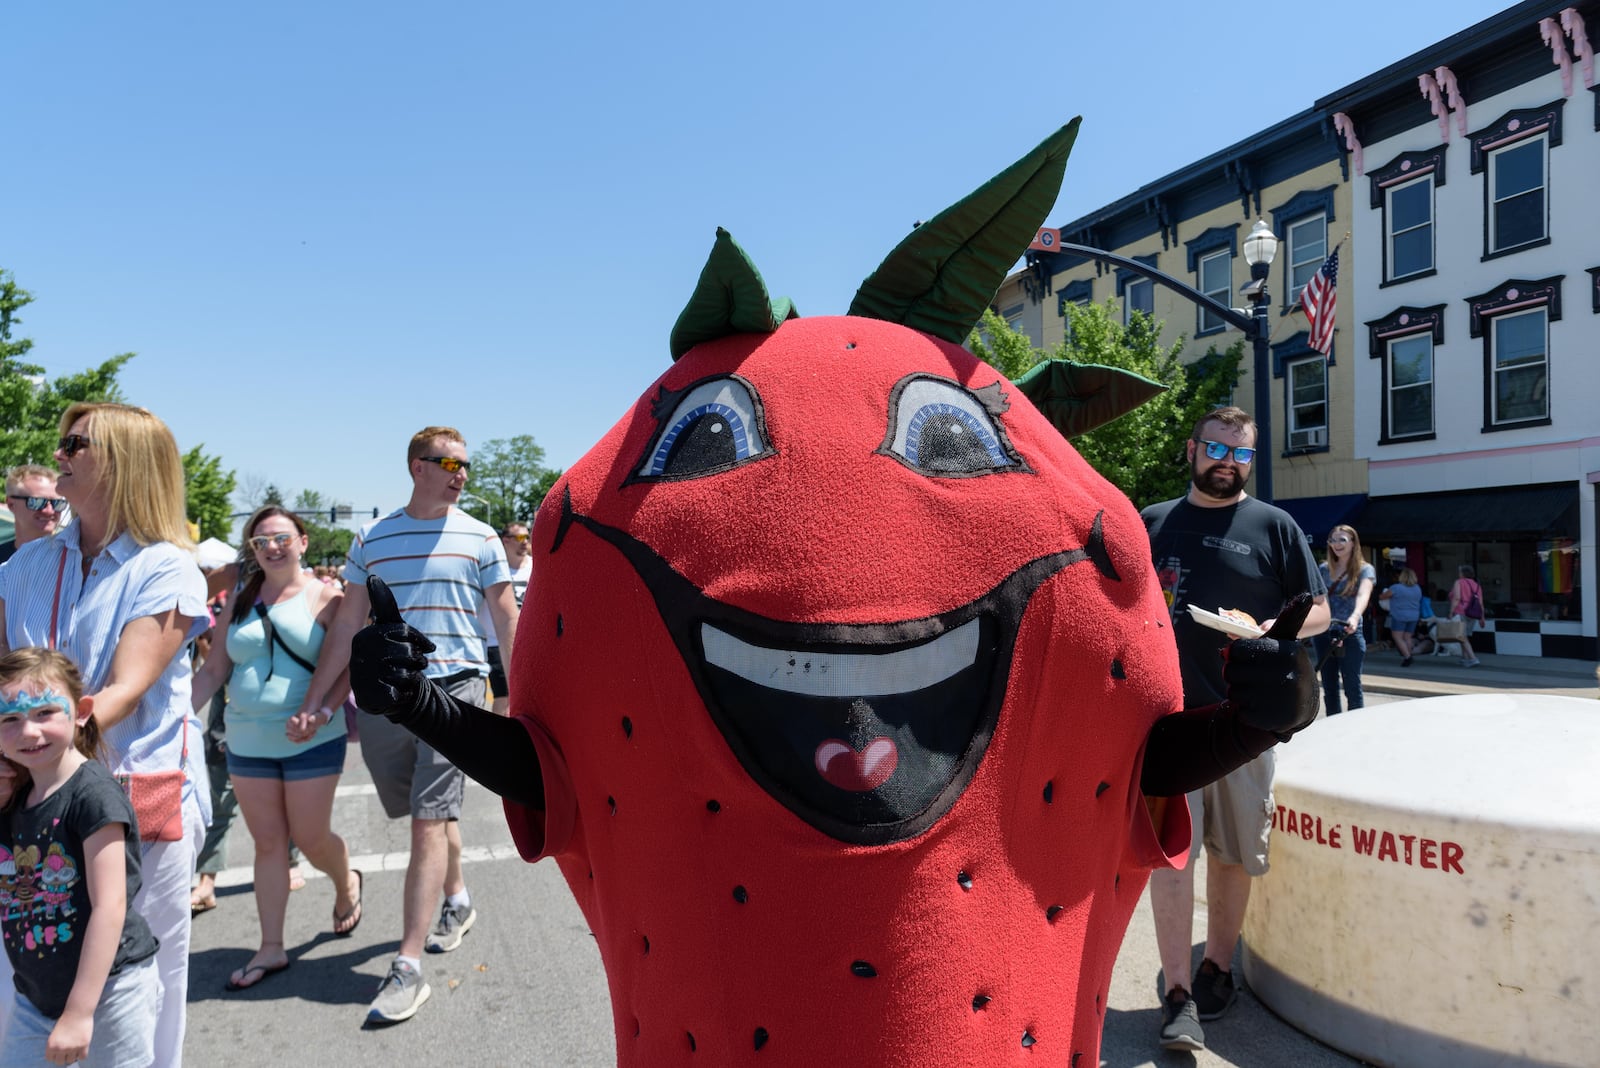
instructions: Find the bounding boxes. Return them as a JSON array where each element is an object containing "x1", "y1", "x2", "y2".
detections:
[{"x1": 1358, "y1": 645, "x2": 1598, "y2": 701}]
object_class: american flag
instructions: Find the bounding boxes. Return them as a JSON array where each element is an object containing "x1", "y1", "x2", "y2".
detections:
[{"x1": 1302, "y1": 247, "x2": 1339, "y2": 356}]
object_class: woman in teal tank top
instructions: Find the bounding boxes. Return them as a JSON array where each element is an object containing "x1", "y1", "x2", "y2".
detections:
[{"x1": 191, "y1": 506, "x2": 362, "y2": 990}]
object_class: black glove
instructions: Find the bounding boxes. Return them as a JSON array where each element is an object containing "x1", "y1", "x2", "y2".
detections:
[
  {"x1": 1141, "y1": 593, "x2": 1318, "y2": 797},
  {"x1": 1222, "y1": 593, "x2": 1318, "y2": 741},
  {"x1": 350, "y1": 577, "x2": 543, "y2": 808},
  {"x1": 350, "y1": 576, "x2": 436, "y2": 719}
]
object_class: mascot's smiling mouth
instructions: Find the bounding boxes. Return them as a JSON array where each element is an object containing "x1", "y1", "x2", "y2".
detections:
[{"x1": 555, "y1": 491, "x2": 1117, "y2": 845}]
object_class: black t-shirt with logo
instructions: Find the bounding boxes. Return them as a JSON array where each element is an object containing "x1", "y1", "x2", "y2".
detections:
[{"x1": 0, "y1": 760, "x2": 158, "y2": 1018}]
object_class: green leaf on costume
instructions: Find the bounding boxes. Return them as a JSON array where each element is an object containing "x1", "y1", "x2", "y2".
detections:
[
  {"x1": 849, "y1": 120, "x2": 1081, "y2": 343},
  {"x1": 669, "y1": 228, "x2": 799, "y2": 361}
]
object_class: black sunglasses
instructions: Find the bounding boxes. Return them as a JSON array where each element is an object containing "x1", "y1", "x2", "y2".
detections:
[
  {"x1": 6, "y1": 495, "x2": 67, "y2": 513},
  {"x1": 418, "y1": 455, "x2": 470, "y2": 473},
  {"x1": 57, "y1": 434, "x2": 93, "y2": 459}
]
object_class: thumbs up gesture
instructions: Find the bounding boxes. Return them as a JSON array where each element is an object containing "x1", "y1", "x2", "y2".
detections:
[{"x1": 351, "y1": 576, "x2": 437, "y2": 719}]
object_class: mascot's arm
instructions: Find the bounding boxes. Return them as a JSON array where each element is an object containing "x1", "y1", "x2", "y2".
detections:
[
  {"x1": 351, "y1": 577, "x2": 544, "y2": 809},
  {"x1": 1141, "y1": 594, "x2": 1318, "y2": 798}
]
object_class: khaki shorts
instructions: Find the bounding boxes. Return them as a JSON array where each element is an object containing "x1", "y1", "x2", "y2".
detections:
[
  {"x1": 359, "y1": 672, "x2": 487, "y2": 821},
  {"x1": 1186, "y1": 748, "x2": 1275, "y2": 875}
]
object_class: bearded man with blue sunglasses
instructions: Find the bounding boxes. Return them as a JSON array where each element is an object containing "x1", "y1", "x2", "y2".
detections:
[{"x1": 1140, "y1": 406, "x2": 1329, "y2": 1053}]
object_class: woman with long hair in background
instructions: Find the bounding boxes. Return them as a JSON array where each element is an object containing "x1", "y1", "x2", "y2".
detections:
[
  {"x1": 1312, "y1": 524, "x2": 1375, "y2": 714},
  {"x1": 191, "y1": 505, "x2": 360, "y2": 990}
]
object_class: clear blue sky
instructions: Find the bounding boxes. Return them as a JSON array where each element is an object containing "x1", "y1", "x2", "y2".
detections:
[{"x1": 7, "y1": 1, "x2": 1512, "y2": 523}]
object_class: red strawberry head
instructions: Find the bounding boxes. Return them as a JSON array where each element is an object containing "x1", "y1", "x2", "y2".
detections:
[{"x1": 527, "y1": 121, "x2": 1179, "y2": 850}]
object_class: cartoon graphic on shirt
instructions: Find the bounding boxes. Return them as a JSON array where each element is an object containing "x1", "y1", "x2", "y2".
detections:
[
  {"x1": 1154, "y1": 556, "x2": 1188, "y2": 616},
  {"x1": 1, "y1": 840, "x2": 78, "y2": 950},
  {"x1": 39, "y1": 843, "x2": 77, "y2": 920}
]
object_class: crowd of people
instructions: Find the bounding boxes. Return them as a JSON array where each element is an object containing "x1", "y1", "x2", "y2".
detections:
[{"x1": 0, "y1": 410, "x2": 524, "y2": 1064}]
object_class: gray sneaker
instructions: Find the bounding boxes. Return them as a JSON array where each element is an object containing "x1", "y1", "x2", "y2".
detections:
[
  {"x1": 424, "y1": 901, "x2": 477, "y2": 954},
  {"x1": 1159, "y1": 987, "x2": 1205, "y2": 1051},
  {"x1": 367, "y1": 959, "x2": 431, "y2": 1025}
]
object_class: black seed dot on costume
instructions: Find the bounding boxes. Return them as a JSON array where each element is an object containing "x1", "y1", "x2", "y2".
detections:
[
  {"x1": 642, "y1": 935, "x2": 650, "y2": 954},
  {"x1": 633, "y1": 1019, "x2": 640, "y2": 1037},
  {"x1": 733, "y1": 885, "x2": 748, "y2": 904},
  {"x1": 1072, "y1": 1054, "x2": 1082, "y2": 1066},
  {"x1": 621, "y1": 717, "x2": 633, "y2": 738},
  {"x1": 687, "y1": 1032, "x2": 696, "y2": 1052},
  {"x1": 1047, "y1": 905, "x2": 1064, "y2": 923},
  {"x1": 556, "y1": 614, "x2": 564, "y2": 636},
  {"x1": 972, "y1": 994, "x2": 992, "y2": 1011},
  {"x1": 706, "y1": 800, "x2": 721, "y2": 814},
  {"x1": 1043, "y1": 781, "x2": 1054, "y2": 804},
  {"x1": 1021, "y1": 1029, "x2": 1037, "y2": 1048},
  {"x1": 753, "y1": 1027, "x2": 769, "y2": 1051},
  {"x1": 588, "y1": 871, "x2": 593, "y2": 880},
  {"x1": 608, "y1": 796, "x2": 617, "y2": 814},
  {"x1": 850, "y1": 961, "x2": 877, "y2": 978},
  {"x1": 845, "y1": 342, "x2": 857, "y2": 350},
  {"x1": 957, "y1": 870, "x2": 973, "y2": 891},
  {"x1": 1095, "y1": 781, "x2": 1110, "y2": 798},
  {"x1": 1115, "y1": 873, "x2": 1122, "y2": 890},
  {"x1": 1110, "y1": 659, "x2": 1126, "y2": 679}
]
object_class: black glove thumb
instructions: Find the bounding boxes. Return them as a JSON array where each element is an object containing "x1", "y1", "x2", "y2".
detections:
[
  {"x1": 1264, "y1": 592, "x2": 1313, "y2": 640},
  {"x1": 368, "y1": 575, "x2": 406, "y2": 626},
  {"x1": 351, "y1": 577, "x2": 436, "y2": 716}
]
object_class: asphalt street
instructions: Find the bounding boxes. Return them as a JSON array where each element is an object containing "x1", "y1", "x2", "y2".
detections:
[{"x1": 186, "y1": 703, "x2": 1406, "y2": 1067}]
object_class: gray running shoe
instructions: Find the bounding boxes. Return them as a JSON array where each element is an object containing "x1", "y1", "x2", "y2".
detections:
[
  {"x1": 367, "y1": 959, "x2": 431, "y2": 1025},
  {"x1": 1159, "y1": 987, "x2": 1205, "y2": 1052},
  {"x1": 424, "y1": 901, "x2": 477, "y2": 954},
  {"x1": 1191, "y1": 957, "x2": 1239, "y2": 1020}
]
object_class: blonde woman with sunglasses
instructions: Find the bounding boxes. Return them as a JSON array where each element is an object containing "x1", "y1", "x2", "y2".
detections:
[
  {"x1": 0, "y1": 403, "x2": 209, "y2": 1065},
  {"x1": 190, "y1": 505, "x2": 361, "y2": 991},
  {"x1": 1311, "y1": 525, "x2": 1375, "y2": 714}
]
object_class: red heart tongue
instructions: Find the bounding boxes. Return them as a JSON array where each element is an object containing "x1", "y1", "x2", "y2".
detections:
[{"x1": 814, "y1": 737, "x2": 899, "y2": 792}]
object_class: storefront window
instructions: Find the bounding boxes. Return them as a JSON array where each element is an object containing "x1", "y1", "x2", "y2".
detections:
[{"x1": 1425, "y1": 540, "x2": 1581, "y2": 620}]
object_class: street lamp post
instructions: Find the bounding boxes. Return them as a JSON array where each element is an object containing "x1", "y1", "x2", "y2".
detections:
[
  {"x1": 458, "y1": 491, "x2": 493, "y2": 526},
  {"x1": 1049, "y1": 223, "x2": 1280, "y2": 503},
  {"x1": 1241, "y1": 219, "x2": 1280, "y2": 504}
]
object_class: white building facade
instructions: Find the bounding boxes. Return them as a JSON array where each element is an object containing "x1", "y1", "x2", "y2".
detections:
[{"x1": 1323, "y1": 0, "x2": 1597, "y2": 657}]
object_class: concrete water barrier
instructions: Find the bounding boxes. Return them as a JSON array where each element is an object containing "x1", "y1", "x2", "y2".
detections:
[{"x1": 1241, "y1": 694, "x2": 1598, "y2": 1068}]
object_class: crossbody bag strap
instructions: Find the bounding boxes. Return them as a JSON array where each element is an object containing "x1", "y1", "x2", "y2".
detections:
[
  {"x1": 48, "y1": 546, "x2": 69, "y2": 649},
  {"x1": 253, "y1": 601, "x2": 317, "y2": 675}
]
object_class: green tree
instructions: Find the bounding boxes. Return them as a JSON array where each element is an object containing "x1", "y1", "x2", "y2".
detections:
[
  {"x1": 182, "y1": 446, "x2": 238, "y2": 541},
  {"x1": 969, "y1": 303, "x2": 1240, "y2": 510},
  {"x1": 471, "y1": 434, "x2": 549, "y2": 527}
]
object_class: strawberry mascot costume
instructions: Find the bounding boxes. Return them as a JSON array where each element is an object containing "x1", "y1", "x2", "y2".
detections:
[{"x1": 351, "y1": 122, "x2": 1317, "y2": 1066}]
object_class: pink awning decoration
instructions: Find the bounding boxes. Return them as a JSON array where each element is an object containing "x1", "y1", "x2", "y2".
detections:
[
  {"x1": 1540, "y1": 16, "x2": 1575, "y2": 96},
  {"x1": 1418, "y1": 73, "x2": 1452, "y2": 140},
  {"x1": 1563, "y1": 8, "x2": 1595, "y2": 89},
  {"x1": 1434, "y1": 67, "x2": 1468, "y2": 138},
  {"x1": 1332, "y1": 112, "x2": 1363, "y2": 176}
]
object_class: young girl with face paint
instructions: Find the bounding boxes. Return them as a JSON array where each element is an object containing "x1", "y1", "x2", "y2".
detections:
[{"x1": 0, "y1": 648, "x2": 158, "y2": 1068}]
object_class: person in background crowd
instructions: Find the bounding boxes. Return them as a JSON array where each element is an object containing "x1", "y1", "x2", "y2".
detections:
[
  {"x1": 1447, "y1": 564, "x2": 1484, "y2": 667},
  {"x1": 482, "y1": 523, "x2": 531, "y2": 716},
  {"x1": 1142, "y1": 406, "x2": 1328, "y2": 1053},
  {"x1": 0, "y1": 403, "x2": 210, "y2": 1065},
  {"x1": 297, "y1": 426, "x2": 517, "y2": 1026},
  {"x1": 1379, "y1": 568, "x2": 1425, "y2": 666},
  {"x1": 1311, "y1": 525, "x2": 1375, "y2": 715},
  {"x1": 191, "y1": 505, "x2": 360, "y2": 991},
  {"x1": 0, "y1": 465, "x2": 66, "y2": 565}
]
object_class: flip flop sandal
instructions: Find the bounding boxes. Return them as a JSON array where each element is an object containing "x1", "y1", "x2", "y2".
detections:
[
  {"x1": 333, "y1": 869, "x2": 364, "y2": 937},
  {"x1": 190, "y1": 891, "x2": 218, "y2": 915},
  {"x1": 224, "y1": 958, "x2": 291, "y2": 992}
]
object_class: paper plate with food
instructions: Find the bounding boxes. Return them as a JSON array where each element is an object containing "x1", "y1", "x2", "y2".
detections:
[{"x1": 1187, "y1": 605, "x2": 1266, "y2": 639}]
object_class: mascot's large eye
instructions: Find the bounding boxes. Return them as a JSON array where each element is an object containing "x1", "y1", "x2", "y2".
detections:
[
  {"x1": 634, "y1": 374, "x2": 774, "y2": 481},
  {"x1": 879, "y1": 375, "x2": 1026, "y2": 476}
]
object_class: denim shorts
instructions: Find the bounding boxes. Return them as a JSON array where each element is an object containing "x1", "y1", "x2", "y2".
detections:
[{"x1": 227, "y1": 735, "x2": 348, "y2": 782}]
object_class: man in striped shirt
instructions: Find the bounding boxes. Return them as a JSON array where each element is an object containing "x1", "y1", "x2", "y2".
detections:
[{"x1": 299, "y1": 426, "x2": 518, "y2": 1026}]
